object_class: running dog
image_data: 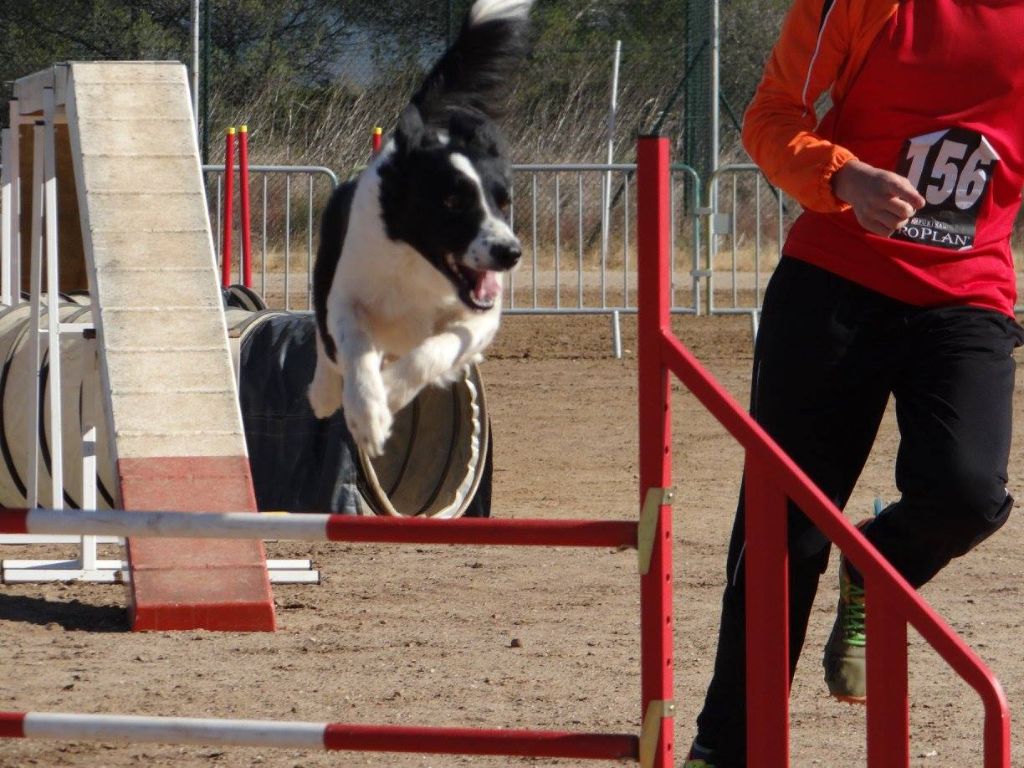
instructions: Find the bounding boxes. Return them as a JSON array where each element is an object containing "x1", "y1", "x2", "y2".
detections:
[{"x1": 308, "y1": 0, "x2": 533, "y2": 457}]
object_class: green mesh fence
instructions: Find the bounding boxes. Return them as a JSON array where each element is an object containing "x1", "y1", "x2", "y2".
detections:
[{"x1": 682, "y1": 0, "x2": 713, "y2": 184}]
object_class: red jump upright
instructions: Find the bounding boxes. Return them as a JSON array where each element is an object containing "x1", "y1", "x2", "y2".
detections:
[
  {"x1": 635, "y1": 135, "x2": 675, "y2": 768},
  {"x1": 238, "y1": 125, "x2": 253, "y2": 288},
  {"x1": 634, "y1": 134, "x2": 1010, "y2": 766},
  {"x1": 221, "y1": 126, "x2": 235, "y2": 287}
]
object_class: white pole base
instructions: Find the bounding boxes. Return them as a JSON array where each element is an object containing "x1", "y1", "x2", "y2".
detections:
[
  {"x1": 0, "y1": 535, "x2": 120, "y2": 545},
  {"x1": 1, "y1": 558, "x2": 319, "y2": 584}
]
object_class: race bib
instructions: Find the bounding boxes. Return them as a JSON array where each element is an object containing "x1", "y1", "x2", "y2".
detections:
[{"x1": 893, "y1": 127, "x2": 1000, "y2": 250}]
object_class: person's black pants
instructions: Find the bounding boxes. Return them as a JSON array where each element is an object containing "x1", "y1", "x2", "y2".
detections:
[{"x1": 694, "y1": 257, "x2": 1023, "y2": 767}]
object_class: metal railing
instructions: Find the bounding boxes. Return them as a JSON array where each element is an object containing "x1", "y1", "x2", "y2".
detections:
[
  {"x1": 505, "y1": 162, "x2": 702, "y2": 314},
  {"x1": 201, "y1": 161, "x2": 704, "y2": 356},
  {"x1": 8, "y1": 153, "x2": 1014, "y2": 340},
  {"x1": 5, "y1": 159, "x2": 1024, "y2": 328},
  {"x1": 202, "y1": 161, "x2": 703, "y2": 316},
  {"x1": 703, "y1": 163, "x2": 795, "y2": 320},
  {"x1": 504, "y1": 162, "x2": 701, "y2": 355},
  {"x1": 202, "y1": 164, "x2": 339, "y2": 311}
]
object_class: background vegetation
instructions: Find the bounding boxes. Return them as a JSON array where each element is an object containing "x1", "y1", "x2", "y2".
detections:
[
  {"x1": 3, "y1": 1, "x2": 1020, "y2": 260},
  {"x1": 0, "y1": 0, "x2": 791, "y2": 174}
]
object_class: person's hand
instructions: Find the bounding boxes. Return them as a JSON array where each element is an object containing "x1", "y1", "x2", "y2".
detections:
[{"x1": 832, "y1": 159, "x2": 926, "y2": 237}]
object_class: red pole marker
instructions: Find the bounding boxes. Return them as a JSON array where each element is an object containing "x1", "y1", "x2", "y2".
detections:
[
  {"x1": 221, "y1": 127, "x2": 236, "y2": 288},
  {"x1": 372, "y1": 126, "x2": 383, "y2": 157},
  {"x1": 238, "y1": 125, "x2": 253, "y2": 288}
]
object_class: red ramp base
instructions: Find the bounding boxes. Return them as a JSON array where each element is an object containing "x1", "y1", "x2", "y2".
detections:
[{"x1": 120, "y1": 456, "x2": 276, "y2": 632}]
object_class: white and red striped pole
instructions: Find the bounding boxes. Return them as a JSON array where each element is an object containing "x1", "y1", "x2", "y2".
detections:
[
  {"x1": 1, "y1": 712, "x2": 327, "y2": 749},
  {"x1": 0, "y1": 712, "x2": 638, "y2": 760},
  {"x1": 0, "y1": 507, "x2": 637, "y2": 549}
]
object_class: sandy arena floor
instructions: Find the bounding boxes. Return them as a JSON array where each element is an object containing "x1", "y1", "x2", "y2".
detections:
[{"x1": 1, "y1": 313, "x2": 1023, "y2": 767}]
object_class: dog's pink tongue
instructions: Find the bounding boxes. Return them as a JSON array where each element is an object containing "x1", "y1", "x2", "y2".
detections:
[{"x1": 473, "y1": 270, "x2": 500, "y2": 304}]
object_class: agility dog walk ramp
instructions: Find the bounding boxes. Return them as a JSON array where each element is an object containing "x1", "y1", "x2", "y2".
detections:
[{"x1": 3, "y1": 62, "x2": 275, "y2": 630}]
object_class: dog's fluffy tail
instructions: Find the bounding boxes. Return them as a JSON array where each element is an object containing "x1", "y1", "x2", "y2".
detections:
[
  {"x1": 411, "y1": 0, "x2": 533, "y2": 122},
  {"x1": 468, "y1": 0, "x2": 533, "y2": 26}
]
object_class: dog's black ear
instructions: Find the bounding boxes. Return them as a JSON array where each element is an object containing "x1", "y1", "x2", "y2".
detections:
[
  {"x1": 447, "y1": 107, "x2": 506, "y2": 157},
  {"x1": 447, "y1": 108, "x2": 485, "y2": 145},
  {"x1": 395, "y1": 105, "x2": 425, "y2": 157}
]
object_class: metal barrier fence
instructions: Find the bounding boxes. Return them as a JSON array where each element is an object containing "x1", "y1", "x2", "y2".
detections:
[
  {"x1": 504, "y1": 163, "x2": 702, "y2": 314},
  {"x1": 201, "y1": 161, "x2": 707, "y2": 356},
  {"x1": 202, "y1": 164, "x2": 339, "y2": 311},
  {"x1": 703, "y1": 164, "x2": 796, "y2": 320},
  {"x1": 201, "y1": 162, "x2": 704, "y2": 313},
  {"x1": 8, "y1": 158, "x2": 1015, "y2": 345},
  {"x1": 199, "y1": 157, "x2": 1024, "y2": 340},
  {"x1": 503, "y1": 162, "x2": 702, "y2": 355},
  {"x1": 3, "y1": 156, "x2": 742, "y2": 333},
  {"x1": 692, "y1": 163, "x2": 800, "y2": 338}
]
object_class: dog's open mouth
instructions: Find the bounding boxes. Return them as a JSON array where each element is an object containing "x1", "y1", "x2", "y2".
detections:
[{"x1": 445, "y1": 254, "x2": 501, "y2": 311}]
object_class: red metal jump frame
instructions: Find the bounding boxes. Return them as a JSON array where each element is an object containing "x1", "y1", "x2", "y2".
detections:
[{"x1": 635, "y1": 134, "x2": 1010, "y2": 767}]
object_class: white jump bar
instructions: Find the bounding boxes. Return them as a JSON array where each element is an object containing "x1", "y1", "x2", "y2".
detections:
[
  {"x1": 7, "y1": 711, "x2": 327, "y2": 749},
  {"x1": 3, "y1": 508, "x2": 332, "y2": 541}
]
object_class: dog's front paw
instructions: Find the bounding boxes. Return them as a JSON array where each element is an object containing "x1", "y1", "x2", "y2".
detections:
[
  {"x1": 380, "y1": 365, "x2": 417, "y2": 414},
  {"x1": 308, "y1": 382, "x2": 342, "y2": 420},
  {"x1": 344, "y1": 390, "x2": 393, "y2": 458},
  {"x1": 308, "y1": 355, "x2": 344, "y2": 419}
]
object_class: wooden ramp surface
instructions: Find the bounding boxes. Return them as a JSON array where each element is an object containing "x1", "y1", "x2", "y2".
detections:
[{"x1": 58, "y1": 62, "x2": 274, "y2": 630}]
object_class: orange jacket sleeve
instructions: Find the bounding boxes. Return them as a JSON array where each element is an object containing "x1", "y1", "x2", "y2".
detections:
[{"x1": 741, "y1": 0, "x2": 898, "y2": 213}]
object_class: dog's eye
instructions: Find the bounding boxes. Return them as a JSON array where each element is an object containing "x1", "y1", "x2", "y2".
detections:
[{"x1": 444, "y1": 193, "x2": 467, "y2": 211}]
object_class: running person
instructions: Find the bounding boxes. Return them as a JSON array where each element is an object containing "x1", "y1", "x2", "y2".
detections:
[{"x1": 685, "y1": 1, "x2": 1024, "y2": 766}]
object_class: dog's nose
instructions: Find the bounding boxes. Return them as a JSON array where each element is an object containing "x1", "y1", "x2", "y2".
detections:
[{"x1": 490, "y1": 242, "x2": 522, "y2": 269}]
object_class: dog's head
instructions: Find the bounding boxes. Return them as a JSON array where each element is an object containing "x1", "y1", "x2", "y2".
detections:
[{"x1": 377, "y1": 105, "x2": 521, "y2": 312}]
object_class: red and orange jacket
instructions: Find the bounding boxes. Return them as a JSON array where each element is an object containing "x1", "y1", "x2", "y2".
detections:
[{"x1": 742, "y1": 0, "x2": 899, "y2": 213}]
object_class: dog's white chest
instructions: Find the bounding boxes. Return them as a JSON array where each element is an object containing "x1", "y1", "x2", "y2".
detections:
[
  {"x1": 357, "y1": 300, "x2": 460, "y2": 358},
  {"x1": 337, "y1": 242, "x2": 467, "y2": 358}
]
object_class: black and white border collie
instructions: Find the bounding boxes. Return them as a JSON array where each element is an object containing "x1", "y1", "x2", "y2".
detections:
[{"x1": 308, "y1": 0, "x2": 533, "y2": 457}]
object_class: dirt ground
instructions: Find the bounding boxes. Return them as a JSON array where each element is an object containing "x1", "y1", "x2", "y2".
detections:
[{"x1": 2, "y1": 312, "x2": 1023, "y2": 768}]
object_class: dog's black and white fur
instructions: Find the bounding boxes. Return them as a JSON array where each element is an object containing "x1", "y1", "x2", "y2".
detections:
[{"x1": 309, "y1": 0, "x2": 533, "y2": 456}]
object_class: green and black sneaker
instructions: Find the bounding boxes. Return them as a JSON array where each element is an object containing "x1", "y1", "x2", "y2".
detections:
[
  {"x1": 684, "y1": 741, "x2": 717, "y2": 767},
  {"x1": 823, "y1": 555, "x2": 867, "y2": 704}
]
